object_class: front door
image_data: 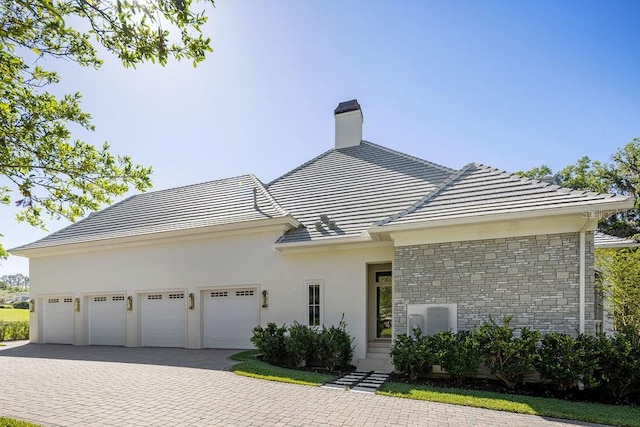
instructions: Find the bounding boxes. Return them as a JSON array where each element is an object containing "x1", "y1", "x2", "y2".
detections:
[
  {"x1": 367, "y1": 263, "x2": 392, "y2": 341},
  {"x1": 376, "y1": 281, "x2": 392, "y2": 338}
]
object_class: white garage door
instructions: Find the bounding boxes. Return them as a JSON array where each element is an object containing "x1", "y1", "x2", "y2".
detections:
[
  {"x1": 89, "y1": 295, "x2": 126, "y2": 346},
  {"x1": 204, "y1": 288, "x2": 258, "y2": 349},
  {"x1": 42, "y1": 296, "x2": 74, "y2": 344},
  {"x1": 141, "y1": 292, "x2": 186, "y2": 347}
]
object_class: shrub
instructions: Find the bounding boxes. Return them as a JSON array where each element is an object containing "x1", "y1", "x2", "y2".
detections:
[
  {"x1": 390, "y1": 330, "x2": 437, "y2": 380},
  {"x1": 13, "y1": 301, "x2": 29, "y2": 309},
  {"x1": 0, "y1": 321, "x2": 29, "y2": 341},
  {"x1": 250, "y1": 323, "x2": 287, "y2": 364},
  {"x1": 285, "y1": 322, "x2": 317, "y2": 368},
  {"x1": 536, "y1": 332, "x2": 598, "y2": 391},
  {"x1": 0, "y1": 305, "x2": 15, "y2": 309},
  {"x1": 316, "y1": 318, "x2": 354, "y2": 371},
  {"x1": 477, "y1": 316, "x2": 540, "y2": 389},
  {"x1": 592, "y1": 332, "x2": 640, "y2": 399},
  {"x1": 433, "y1": 330, "x2": 482, "y2": 382}
]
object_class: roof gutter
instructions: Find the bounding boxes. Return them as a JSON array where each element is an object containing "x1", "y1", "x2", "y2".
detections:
[{"x1": 368, "y1": 198, "x2": 635, "y2": 235}]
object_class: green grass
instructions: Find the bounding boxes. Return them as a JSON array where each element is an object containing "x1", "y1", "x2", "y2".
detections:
[
  {"x1": 230, "y1": 350, "x2": 338, "y2": 386},
  {"x1": 0, "y1": 309, "x2": 29, "y2": 322},
  {"x1": 0, "y1": 417, "x2": 41, "y2": 427},
  {"x1": 379, "y1": 382, "x2": 640, "y2": 427}
]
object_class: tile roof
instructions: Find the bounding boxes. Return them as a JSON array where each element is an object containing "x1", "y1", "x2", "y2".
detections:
[
  {"x1": 376, "y1": 163, "x2": 631, "y2": 227},
  {"x1": 594, "y1": 232, "x2": 639, "y2": 248},
  {"x1": 12, "y1": 174, "x2": 290, "y2": 251},
  {"x1": 267, "y1": 141, "x2": 455, "y2": 244}
]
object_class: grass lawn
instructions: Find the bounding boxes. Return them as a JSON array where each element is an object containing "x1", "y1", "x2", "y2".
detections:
[
  {"x1": 0, "y1": 309, "x2": 29, "y2": 322},
  {"x1": 230, "y1": 350, "x2": 338, "y2": 386},
  {"x1": 379, "y1": 382, "x2": 640, "y2": 427},
  {"x1": 0, "y1": 417, "x2": 41, "y2": 427},
  {"x1": 230, "y1": 350, "x2": 640, "y2": 427}
]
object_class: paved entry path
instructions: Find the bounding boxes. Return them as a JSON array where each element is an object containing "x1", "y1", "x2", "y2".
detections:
[{"x1": 0, "y1": 342, "x2": 608, "y2": 427}]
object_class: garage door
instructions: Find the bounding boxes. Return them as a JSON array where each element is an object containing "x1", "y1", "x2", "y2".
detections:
[
  {"x1": 204, "y1": 288, "x2": 258, "y2": 349},
  {"x1": 42, "y1": 296, "x2": 74, "y2": 344},
  {"x1": 141, "y1": 292, "x2": 186, "y2": 347},
  {"x1": 89, "y1": 295, "x2": 126, "y2": 346}
]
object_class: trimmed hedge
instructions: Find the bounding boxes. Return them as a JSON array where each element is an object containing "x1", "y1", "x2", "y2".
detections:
[
  {"x1": 391, "y1": 316, "x2": 640, "y2": 402},
  {"x1": 251, "y1": 318, "x2": 354, "y2": 371},
  {"x1": 0, "y1": 321, "x2": 29, "y2": 341}
]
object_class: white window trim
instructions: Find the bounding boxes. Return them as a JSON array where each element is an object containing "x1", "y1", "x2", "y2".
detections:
[{"x1": 305, "y1": 280, "x2": 324, "y2": 327}]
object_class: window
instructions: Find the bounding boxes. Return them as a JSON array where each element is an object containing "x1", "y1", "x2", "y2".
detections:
[{"x1": 307, "y1": 281, "x2": 322, "y2": 326}]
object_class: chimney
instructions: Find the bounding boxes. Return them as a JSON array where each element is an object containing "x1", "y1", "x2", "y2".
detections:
[{"x1": 334, "y1": 99, "x2": 363, "y2": 149}]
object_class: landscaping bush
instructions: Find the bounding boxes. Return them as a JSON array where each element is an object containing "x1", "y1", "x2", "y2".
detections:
[
  {"x1": 250, "y1": 319, "x2": 354, "y2": 371},
  {"x1": 536, "y1": 332, "x2": 598, "y2": 391},
  {"x1": 432, "y1": 330, "x2": 482, "y2": 382},
  {"x1": 0, "y1": 305, "x2": 15, "y2": 309},
  {"x1": 316, "y1": 318, "x2": 354, "y2": 371},
  {"x1": 0, "y1": 321, "x2": 29, "y2": 341},
  {"x1": 476, "y1": 316, "x2": 540, "y2": 389},
  {"x1": 285, "y1": 321, "x2": 317, "y2": 368},
  {"x1": 390, "y1": 330, "x2": 436, "y2": 380},
  {"x1": 250, "y1": 323, "x2": 287, "y2": 364},
  {"x1": 13, "y1": 301, "x2": 29, "y2": 309},
  {"x1": 592, "y1": 332, "x2": 640, "y2": 399}
]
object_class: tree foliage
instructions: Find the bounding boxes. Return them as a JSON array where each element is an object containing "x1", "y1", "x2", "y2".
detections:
[
  {"x1": 597, "y1": 248, "x2": 640, "y2": 345},
  {"x1": 517, "y1": 138, "x2": 640, "y2": 239},
  {"x1": 0, "y1": 273, "x2": 29, "y2": 290},
  {"x1": 1, "y1": 0, "x2": 215, "y2": 258}
]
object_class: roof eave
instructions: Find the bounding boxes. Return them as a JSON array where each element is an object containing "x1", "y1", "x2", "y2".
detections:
[
  {"x1": 10, "y1": 215, "x2": 301, "y2": 258},
  {"x1": 369, "y1": 197, "x2": 635, "y2": 235}
]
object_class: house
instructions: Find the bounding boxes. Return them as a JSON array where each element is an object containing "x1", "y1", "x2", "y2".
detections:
[
  {"x1": 10, "y1": 292, "x2": 30, "y2": 303},
  {"x1": 10, "y1": 100, "x2": 634, "y2": 370}
]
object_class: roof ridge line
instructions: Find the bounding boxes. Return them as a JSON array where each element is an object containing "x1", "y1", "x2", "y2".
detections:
[
  {"x1": 362, "y1": 141, "x2": 457, "y2": 173},
  {"x1": 374, "y1": 162, "x2": 477, "y2": 227},
  {"x1": 266, "y1": 148, "x2": 334, "y2": 188},
  {"x1": 248, "y1": 174, "x2": 291, "y2": 217}
]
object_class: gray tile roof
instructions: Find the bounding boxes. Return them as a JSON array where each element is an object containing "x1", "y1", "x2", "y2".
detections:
[
  {"x1": 12, "y1": 174, "x2": 290, "y2": 251},
  {"x1": 376, "y1": 163, "x2": 631, "y2": 227},
  {"x1": 267, "y1": 141, "x2": 455, "y2": 244},
  {"x1": 594, "y1": 232, "x2": 639, "y2": 248}
]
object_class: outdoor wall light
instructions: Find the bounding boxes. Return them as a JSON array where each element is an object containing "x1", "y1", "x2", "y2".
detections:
[
  {"x1": 127, "y1": 296, "x2": 133, "y2": 311},
  {"x1": 29, "y1": 299, "x2": 35, "y2": 313},
  {"x1": 188, "y1": 293, "x2": 195, "y2": 310},
  {"x1": 261, "y1": 290, "x2": 269, "y2": 308},
  {"x1": 74, "y1": 297, "x2": 80, "y2": 312}
]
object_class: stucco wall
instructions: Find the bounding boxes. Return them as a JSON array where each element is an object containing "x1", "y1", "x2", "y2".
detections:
[
  {"x1": 27, "y1": 229, "x2": 393, "y2": 360},
  {"x1": 393, "y1": 232, "x2": 595, "y2": 336}
]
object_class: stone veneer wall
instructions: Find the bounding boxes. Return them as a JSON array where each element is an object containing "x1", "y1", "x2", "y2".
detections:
[{"x1": 393, "y1": 232, "x2": 595, "y2": 336}]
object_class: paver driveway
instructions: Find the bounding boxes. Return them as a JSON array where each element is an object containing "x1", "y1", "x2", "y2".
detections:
[{"x1": 0, "y1": 342, "x2": 607, "y2": 427}]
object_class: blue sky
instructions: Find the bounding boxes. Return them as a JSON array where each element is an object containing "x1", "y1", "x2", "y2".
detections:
[{"x1": 2, "y1": 0, "x2": 639, "y2": 276}]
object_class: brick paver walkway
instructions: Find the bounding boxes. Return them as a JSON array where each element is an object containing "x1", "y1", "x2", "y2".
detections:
[{"x1": 0, "y1": 342, "x2": 607, "y2": 427}]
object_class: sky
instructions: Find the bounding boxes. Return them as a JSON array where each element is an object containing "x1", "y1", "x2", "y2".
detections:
[{"x1": 1, "y1": 0, "x2": 639, "y2": 276}]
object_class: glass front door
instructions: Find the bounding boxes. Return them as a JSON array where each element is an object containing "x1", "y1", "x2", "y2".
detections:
[{"x1": 376, "y1": 271, "x2": 392, "y2": 339}]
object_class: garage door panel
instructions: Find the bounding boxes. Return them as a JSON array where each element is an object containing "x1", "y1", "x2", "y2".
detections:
[
  {"x1": 141, "y1": 292, "x2": 186, "y2": 347},
  {"x1": 204, "y1": 288, "x2": 258, "y2": 349},
  {"x1": 43, "y1": 297, "x2": 74, "y2": 344},
  {"x1": 89, "y1": 295, "x2": 126, "y2": 346}
]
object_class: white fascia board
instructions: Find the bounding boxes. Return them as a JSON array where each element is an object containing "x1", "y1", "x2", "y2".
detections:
[
  {"x1": 10, "y1": 215, "x2": 300, "y2": 258},
  {"x1": 369, "y1": 198, "x2": 635, "y2": 236},
  {"x1": 273, "y1": 233, "x2": 392, "y2": 254}
]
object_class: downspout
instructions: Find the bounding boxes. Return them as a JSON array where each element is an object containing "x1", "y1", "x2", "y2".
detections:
[
  {"x1": 578, "y1": 217, "x2": 592, "y2": 334},
  {"x1": 579, "y1": 230, "x2": 586, "y2": 334}
]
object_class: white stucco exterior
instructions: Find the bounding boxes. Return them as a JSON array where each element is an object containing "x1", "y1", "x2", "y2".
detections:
[{"x1": 26, "y1": 224, "x2": 393, "y2": 360}]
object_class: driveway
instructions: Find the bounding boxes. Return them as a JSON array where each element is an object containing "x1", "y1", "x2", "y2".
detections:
[{"x1": 0, "y1": 342, "x2": 606, "y2": 427}]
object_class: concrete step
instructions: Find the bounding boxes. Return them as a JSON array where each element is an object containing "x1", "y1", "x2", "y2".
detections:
[
  {"x1": 366, "y1": 351, "x2": 391, "y2": 359},
  {"x1": 367, "y1": 346, "x2": 391, "y2": 354},
  {"x1": 356, "y1": 358, "x2": 394, "y2": 373},
  {"x1": 367, "y1": 340, "x2": 392, "y2": 349}
]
